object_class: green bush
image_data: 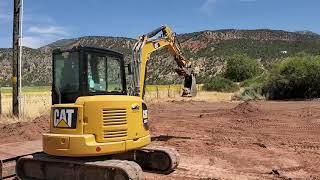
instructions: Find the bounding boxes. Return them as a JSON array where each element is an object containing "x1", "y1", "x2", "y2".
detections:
[
  {"x1": 263, "y1": 54, "x2": 320, "y2": 99},
  {"x1": 233, "y1": 84, "x2": 265, "y2": 101},
  {"x1": 203, "y1": 76, "x2": 239, "y2": 92},
  {"x1": 240, "y1": 73, "x2": 268, "y2": 87},
  {"x1": 224, "y1": 54, "x2": 263, "y2": 82}
]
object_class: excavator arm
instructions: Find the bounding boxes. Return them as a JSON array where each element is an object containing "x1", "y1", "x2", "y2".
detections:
[{"x1": 130, "y1": 25, "x2": 196, "y2": 98}]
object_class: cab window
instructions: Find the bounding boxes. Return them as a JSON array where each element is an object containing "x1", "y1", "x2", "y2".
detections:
[{"x1": 87, "y1": 53, "x2": 123, "y2": 94}]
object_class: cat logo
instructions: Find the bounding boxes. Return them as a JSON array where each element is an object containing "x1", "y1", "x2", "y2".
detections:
[{"x1": 53, "y1": 108, "x2": 78, "y2": 128}]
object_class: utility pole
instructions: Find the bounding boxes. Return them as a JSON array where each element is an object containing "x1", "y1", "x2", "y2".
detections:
[
  {"x1": 0, "y1": 87, "x2": 2, "y2": 115},
  {"x1": 12, "y1": 0, "x2": 23, "y2": 117}
]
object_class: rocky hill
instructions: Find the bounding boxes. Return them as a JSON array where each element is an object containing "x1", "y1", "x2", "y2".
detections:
[{"x1": 1, "y1": 29, "x2": 320, "y2": 86}]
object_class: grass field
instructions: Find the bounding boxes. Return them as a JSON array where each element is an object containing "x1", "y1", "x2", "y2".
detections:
[
  {"x1": 0, "y1": 86, "x2": 51, "y2": 94},
  {"x1": 0, "y1": 85, "x2": 233, "y2": 123},
  {"x1": 1, "y1": 85, "x2": 186, "y2": 93},
  {"x1": 0, "y1": 91, "x2": 51, "y2": 123}
]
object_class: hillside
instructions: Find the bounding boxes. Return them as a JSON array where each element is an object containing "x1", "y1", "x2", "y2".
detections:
[{"x1": 1, "y1": 29, "x2": 320, "y2": 86}]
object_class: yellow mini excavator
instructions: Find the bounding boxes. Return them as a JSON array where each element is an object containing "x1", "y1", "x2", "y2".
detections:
[{"x1": 15, "y1": 25, "x2": 196, "y2": 180}]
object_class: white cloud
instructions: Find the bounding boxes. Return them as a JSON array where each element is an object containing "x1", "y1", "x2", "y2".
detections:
[
  {"x1": 0, "y1": 1, "x2": 71, "y2": 48},
  {"x1": 28, "y1": 26, "x2": 68, "y2": 36},
  {"x1": 23, "y1": 34, "x2": 64, "y2": 48},
  {"x1": 23, "y1": 25, "x2": 70, "y2": 48},
  {"x1": 22, "y1": 36, "x2": 45, "y2": 48},
  {"x1": 200, "y1": 0, "x2": 217, "y2": 16}
]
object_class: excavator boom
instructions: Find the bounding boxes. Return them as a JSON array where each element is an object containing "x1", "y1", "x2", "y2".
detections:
[{"x1": 130, "y1": 25, "x2": 196, "y2": 98}]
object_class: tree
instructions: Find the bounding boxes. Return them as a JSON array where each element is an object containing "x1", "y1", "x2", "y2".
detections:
[{"x1": 224, "y1": 54, "x2": 263, "y2": 82}]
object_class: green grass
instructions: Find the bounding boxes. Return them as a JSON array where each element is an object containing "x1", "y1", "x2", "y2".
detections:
[
  {"x1": 145, "y1": 84, "x2": 182, "y2": 91},
  {"x1": 203, "y1": 77, "x2": 239, "y2": 93},
  {"x1": 0, "y1": 85, "x2": 184, "y2": 94},
  {"x1": 0, "y1": 86, "x2": 51, "y2": 94}
]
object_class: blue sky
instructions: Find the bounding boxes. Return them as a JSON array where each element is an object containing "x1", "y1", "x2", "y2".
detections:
[{"x1": 0, "y1": 0, "x2": 319, "y2": 48}]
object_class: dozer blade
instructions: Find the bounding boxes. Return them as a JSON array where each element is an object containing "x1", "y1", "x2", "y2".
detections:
[
  {"x1": 182, "y1": 74, "x2": 197, "y2": 97},
  {"x1": 16, "y1": 153, "x2": 144, "y2": 180}
]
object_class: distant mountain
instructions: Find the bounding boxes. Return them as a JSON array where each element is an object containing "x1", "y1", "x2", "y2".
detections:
[
  {"x1": 40, "y1": 36, "x2": 136, "y2": 62},
  {"x1": 295, "y1": 30, "x2": 319, "y2": 37},
  {"x1": 1, "y1": 29, "x2": 320, "y2": 86}
]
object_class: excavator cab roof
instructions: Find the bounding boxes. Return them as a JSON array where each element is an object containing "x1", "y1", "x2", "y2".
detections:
[
  {"x1": 52, "y1": 46, "x2": 127, "y2": 104},
  {"x1": 52, "y1": 45, "x2": 124, "y2": 57}
]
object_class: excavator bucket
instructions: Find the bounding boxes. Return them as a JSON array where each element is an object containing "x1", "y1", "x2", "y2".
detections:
[{"x1": 182, "y1": 74, "x2": 197, "y2": 97}]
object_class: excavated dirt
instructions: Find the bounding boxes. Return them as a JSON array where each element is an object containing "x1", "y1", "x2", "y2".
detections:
[
  {"x1": 1, "y1": 101, "x2": 320, "y2": 179},
  {"x1": 230, "y1": 101, "x2": 261, "y2": 114},
  {"x1": 0, "y1": 115, "x2": 49, "y2": 144}
]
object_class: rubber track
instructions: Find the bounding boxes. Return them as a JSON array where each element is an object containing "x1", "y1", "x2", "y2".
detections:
[
  {"x1": 16, "y1": 153, "x2": 144, "y2": 180},
  {"x1": 140, "y1": 146, "x2": 180, "y2": 174}
]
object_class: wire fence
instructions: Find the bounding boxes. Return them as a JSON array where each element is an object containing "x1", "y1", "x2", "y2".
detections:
[
  {"x1": 0, "y1": 91, "x2": 51, "y2": 120},
  {"x1": 0, "y1": 84, "x2": 210, "y2": 122},
  {"x1": 144, "y1": 84, "x2": 203, "y2": 102}
]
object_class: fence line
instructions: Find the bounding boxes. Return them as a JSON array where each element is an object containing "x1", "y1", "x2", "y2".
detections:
[{"x1": 144, "y1": 84, "x2": 203, "y2": 102}]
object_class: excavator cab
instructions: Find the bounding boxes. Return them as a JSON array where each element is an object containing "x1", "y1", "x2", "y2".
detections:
[
  {"x1": 52, "y1": 46, "x2": 127, "y2": 104},
  {"x1": 46, "y1": 46, "x2": 152, "y2": 157}
]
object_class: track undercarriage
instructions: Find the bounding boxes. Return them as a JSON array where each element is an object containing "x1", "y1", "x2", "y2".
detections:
[{"x1": 15, "y1": 146, "x2": 179, "y2": 180}]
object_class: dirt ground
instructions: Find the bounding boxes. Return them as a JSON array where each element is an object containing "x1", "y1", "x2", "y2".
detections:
[
  {"x1": 1, "y1": 100, "x2": 320, "y2": 179},
  {"x1": 0, "y1": 115, "x2": 49, "y2": 144}
]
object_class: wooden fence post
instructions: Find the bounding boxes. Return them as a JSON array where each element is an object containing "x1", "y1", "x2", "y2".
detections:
[{"x1": 156, "y1": 86, "x2": 159, "y2": 99}]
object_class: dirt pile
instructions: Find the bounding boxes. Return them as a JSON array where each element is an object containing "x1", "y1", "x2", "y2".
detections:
[
  {"x1": 231, "y1": 101, "x2": 261, "y2": 115},
  {"x1": 0, "y1": 115, "x2": 49, "y2": 144}
]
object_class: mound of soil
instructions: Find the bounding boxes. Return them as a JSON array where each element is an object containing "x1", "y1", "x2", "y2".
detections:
[
  {"x1": 0, "y1": 115, "x2": 49, "y2": 144},
  {"x1": 231, "y1": 101, "x2": 261, "y2": 115}
]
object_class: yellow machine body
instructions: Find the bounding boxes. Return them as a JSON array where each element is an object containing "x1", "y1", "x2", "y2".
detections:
[{"x1": 43, "y1": 95, "x2": 151, "y2": 157}]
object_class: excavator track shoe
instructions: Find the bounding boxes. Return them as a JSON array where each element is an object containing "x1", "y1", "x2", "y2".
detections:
[
  {"x1": 16, "y1": 153, "x2": 144, "y2": 180},
  {"x1": 134, "y1": 146, "x2": 180, "y2": 174}
]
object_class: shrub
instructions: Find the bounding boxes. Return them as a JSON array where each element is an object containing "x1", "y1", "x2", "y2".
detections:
[
  {"x1": 240, "y1": 73, "x2": 268, "y2": 87},
  {"x1": 233, "y1": 84, "x2": 265, "y2": 101},
  {"x1": 263, "y1": 54, "x2": 320, "y2": 99},
  {"x1": 203, "y1": 76, "x2": 239, "y2": 92},
  {"x1": 224, "y1": 54, "x2": 263, "y2": 82}
]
